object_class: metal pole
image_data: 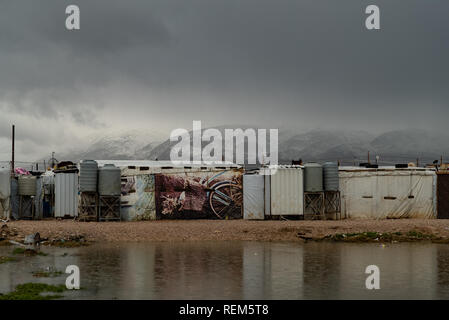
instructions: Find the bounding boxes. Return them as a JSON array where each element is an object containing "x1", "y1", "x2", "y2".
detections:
[{"x1": 11, "y1": 124, "x2": 15, "y2": 176}]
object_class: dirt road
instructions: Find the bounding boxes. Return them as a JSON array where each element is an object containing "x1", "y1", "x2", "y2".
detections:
[{"x1": 3, "y1": 219, "x2": 449, "y2": 243}]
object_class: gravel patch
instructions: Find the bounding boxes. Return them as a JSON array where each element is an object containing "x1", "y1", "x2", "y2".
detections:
[{"x1": 3, "y1": 219, "x2": 449, "y2": 243}]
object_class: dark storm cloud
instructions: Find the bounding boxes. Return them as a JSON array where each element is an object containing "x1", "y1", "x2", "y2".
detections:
[{"x1": 0, "y1": 0, "x2": 448, "y2": 160}]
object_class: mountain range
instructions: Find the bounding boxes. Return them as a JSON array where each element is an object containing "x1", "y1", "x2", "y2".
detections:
[{"x1": 59, "y1": 128, "x2": 449, "y2": 166}]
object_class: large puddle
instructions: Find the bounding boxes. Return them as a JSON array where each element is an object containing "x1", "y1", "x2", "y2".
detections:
[{"x1": 1, "y1": 241, "x2": 449, "y2": 299}]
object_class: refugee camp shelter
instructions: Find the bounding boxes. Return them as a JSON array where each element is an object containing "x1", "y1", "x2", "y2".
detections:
[
  {"x1": 339, "y1": 167, "x2": 436, "y2": 219},
  {"x1": 95, "y1": 160, "x2": 243, "y2": 221},
  {"x1": 243, "y1": 166, "x2": 304, "y2": 220},
  {"x1": 55, "y1": 172, "x2": 78, "y2": 218}
]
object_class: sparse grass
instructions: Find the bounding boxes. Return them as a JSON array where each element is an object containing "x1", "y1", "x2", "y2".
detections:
[
  {"x1": 322, "y1": 230, "x2": 441, "y2": 243},
  {"x1": 0, "y1": 283, "x2": 66, "y2": 300},
  {"x1": 0, "y1": 256, "x2": 16, "y2": 264},
  {"x1": 406, "y1": 230, "x2": 425, "y2": 238},
  {"x1": 51, "y1": 240, "x2": 90, "y2": 248},
  {"x1": 12, "y1": 247, "x2": 47, "y2": 256},
  {"x1": 32, "y1": 270, "x2": 63, "y2": 278},
  {"x1": 0, "y1": 240, "x2": 11, "y2": 246}
]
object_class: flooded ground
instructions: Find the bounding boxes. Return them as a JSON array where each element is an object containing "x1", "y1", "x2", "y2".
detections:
[{"x1": 1, "y1": 241, "x2": 449, "y2": 299}]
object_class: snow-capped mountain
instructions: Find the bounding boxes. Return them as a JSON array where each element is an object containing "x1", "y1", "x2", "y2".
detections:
[
  {"x1": 61, "y1": 129, "x2": 166, "y2": 161},
  {"x1": 58, "y1": 127, "x2": 449, "y2": 166}
]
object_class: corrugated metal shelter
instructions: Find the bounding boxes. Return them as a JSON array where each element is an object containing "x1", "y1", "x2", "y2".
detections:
[
  {"x1": 265, "y1": 166, "x2": 304, "y2": 216},
  {"x1": 55, "y1": 173, "x2": 78, "y2": 218},
  {"x1": 33, "y1": 177, "x2": 43, "y2": 219},
  {"x1": 243, "y1": 175, "x2": 265, "y2": 220},
  {"x1": 10, "y1": 179, "x2": 19, "y2": 220},
  {"x1": 339, "y1": 167, "x2": 436, "y2": 219}
]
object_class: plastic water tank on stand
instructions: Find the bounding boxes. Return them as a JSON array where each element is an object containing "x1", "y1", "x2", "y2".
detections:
[
  {"x1": 98, "y1": 164, "x2": 121, "y2": 196},
  {"x1": 323, "y1": 162, "x2": 339, "y2": 191},
  {"x1": 18, "y1": 175, "x2": 37, "y2": 196},
  {"x1": 79, "y1": 160, "x2": 98, "y2": 192},
  {"x1": 304, "y1": 163, "x2": 323, "y2": 192}
]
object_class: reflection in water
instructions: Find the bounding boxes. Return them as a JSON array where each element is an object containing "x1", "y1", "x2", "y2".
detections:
[{"x1": 0, "y1": 241, "x2": 448, "y2": 299}]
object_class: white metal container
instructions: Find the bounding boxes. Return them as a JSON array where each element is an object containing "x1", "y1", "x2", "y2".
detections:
[
  {"x1": 269, "y1": 167, "x2": 304, "y2": 215},
  {"x1": 55, "y1": 173, "x2": 78, "y2": 218},
  {"x1": 243, "y1": 175, "x2": 265, "y2": 220},
  {"x1": 339, "y1": 168, "x2": 435, "y2": 219}
]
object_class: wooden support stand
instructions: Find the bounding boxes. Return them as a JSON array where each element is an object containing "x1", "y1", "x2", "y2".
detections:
[
  {"x1": 324, "y1": 191, "x2": 342, "y2": 220},
  {"x1": 99, "y1": 195, "x2": 121, "y2": 222},
  {"x1": 19, "y1": 195, "x2": 35, "y2": 220},
  {"x1": 78, "y1": 192, "x2": 98, "y2": 222},
  {"x1": 304, "y1": 192, "x2": 325, "y2": 220}
]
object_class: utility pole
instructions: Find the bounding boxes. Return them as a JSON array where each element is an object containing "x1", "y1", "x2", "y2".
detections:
[
  {"x1": 11, "y1": 124, "x2": 15, "y2": 176},
  {"x1": 367, "y1": 151, "x2": 370, "y2": 164}
]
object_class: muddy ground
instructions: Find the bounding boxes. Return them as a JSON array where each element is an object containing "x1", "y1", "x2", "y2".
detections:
[{"x1": 3, "y1": 219, "x2": 449, "y2": 244}]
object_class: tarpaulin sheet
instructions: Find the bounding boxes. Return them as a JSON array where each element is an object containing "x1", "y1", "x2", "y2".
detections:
[
  {"x1": 10, "y1": 179, "x2": 19, "y2": 220},
  {"x1": 0, "y1": 168, "x2": 10, "y2": 199},
  {"x1": 339, "y1": 170, "x2": 436, "y2": 219},
  {"x1": 121, "y1": 175, "x2": 156, "y2": 221}
]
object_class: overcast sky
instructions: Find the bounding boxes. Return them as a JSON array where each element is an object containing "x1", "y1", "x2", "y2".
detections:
[{"x1": 0, "y1": 0, "x2": 448, "y2": 162}]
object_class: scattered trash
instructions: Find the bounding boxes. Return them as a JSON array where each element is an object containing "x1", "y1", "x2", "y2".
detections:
[
  {"x1": 297, "y1": 233, "x2": 313, "y2": 241},
  {"x1": 24, "y1": 233, "x2": 41, "y2": 245},
  {"x1": 1, "y1": 224, "x2": 18, "y2": 241}
]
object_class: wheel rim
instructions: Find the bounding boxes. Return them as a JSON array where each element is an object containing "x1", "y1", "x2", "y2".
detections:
[{"x1": 209, "y1": 183, "x2": 242, "y2": 219}]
